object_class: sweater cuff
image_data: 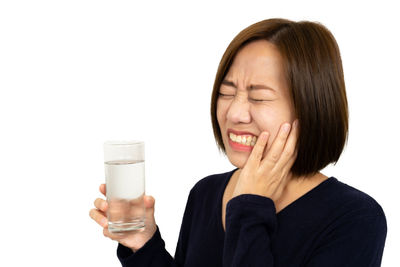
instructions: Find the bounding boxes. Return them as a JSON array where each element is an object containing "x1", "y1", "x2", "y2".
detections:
[
  {"x1": 226, "y1": 194, "x2": 277, "y2": 231},
  {"x1": 117, "y1": 225, "x2": 165, "y2": 266}
]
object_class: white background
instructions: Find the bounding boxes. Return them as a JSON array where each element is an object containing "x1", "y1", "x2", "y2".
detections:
[{"x1": 0, "y1": 0, "x2": 399, "y2": 266}]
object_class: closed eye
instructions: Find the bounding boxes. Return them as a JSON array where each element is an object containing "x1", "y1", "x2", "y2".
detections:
[
  {"x1": 218, "y1": 92, "x2": 235, "y2": 97},
  {"x1": 249, "y1": 98, "x2": 271, "y2": 102}
]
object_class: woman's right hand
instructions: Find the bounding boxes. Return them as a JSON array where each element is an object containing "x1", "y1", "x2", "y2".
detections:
[{"x1": 89, "y1": 184, "x2": 157, "y2": 252}]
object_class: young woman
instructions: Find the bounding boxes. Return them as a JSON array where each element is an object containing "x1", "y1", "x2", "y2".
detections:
[{"x1": 90, "y1": 18, "x2": 387, "y2": 266}]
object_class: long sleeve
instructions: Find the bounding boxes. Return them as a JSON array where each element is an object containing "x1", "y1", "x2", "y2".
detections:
[
  {"x1": 117, "y1": 226, "x2": 177, "y2": 266},
  {"x1": 116, "y1": 189, "x2": 195, "y2": 267},
  {"x1": 305, "y1": 206, "x2": 387, "y2": 267},
  {"x1": 223, "y1": 194, "x2": 277, "y2": 267},
  {"x1": 115, "y1": 172, "x2": 387, "y2": 266},
  {"x1": 223, "y1": 193, "x2": 387, "y2": 267}
]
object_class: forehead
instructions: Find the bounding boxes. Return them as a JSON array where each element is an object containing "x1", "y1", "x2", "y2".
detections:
[{"x1": 226, "y1": 40, "x2": 285, "y2": 82}]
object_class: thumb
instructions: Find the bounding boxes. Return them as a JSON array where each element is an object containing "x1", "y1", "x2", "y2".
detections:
[
  {"x1": 144, "y1": 195, "x2": 155, "y2": 209},
  {"x1": 144, "y1": 195, "x2": 155, "y2": 218}
]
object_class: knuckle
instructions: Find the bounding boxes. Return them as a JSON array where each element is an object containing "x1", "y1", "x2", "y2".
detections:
[
  {"x1": 269, "y1": 153, "x2": 279, "y2": 162},
  {"x1": 268, "y1": 178, "x2": 279, "y2": 188}
]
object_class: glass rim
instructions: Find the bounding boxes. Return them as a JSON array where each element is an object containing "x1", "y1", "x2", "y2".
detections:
[{"x1": 104, "y1": 140, "x2": 144, "y2": 146}]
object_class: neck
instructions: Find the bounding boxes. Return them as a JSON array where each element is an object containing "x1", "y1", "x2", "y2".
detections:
[{"x1": 274, "y1": 171, "x2": 328, "y2": 212}]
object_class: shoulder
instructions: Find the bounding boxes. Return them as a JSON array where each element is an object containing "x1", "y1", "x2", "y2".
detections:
[
  {"x1": 313, "y1": 177, "x2": 387, "y2": 242},
  {"x1": 309, "y1": 178, "x2": 387, "y2": 261},
  {"x1": 296, "y1": 177, "x2": 387, "y2": 239},
  {"x1": 188, "y1": 169, "x2": 237, "y2": 198},
  {"x1": 326, "y1": 178, "x2": 385, "y2": 218}
]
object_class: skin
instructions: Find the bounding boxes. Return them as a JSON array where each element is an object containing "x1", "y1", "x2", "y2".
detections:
[
  {"x1": 217, "y1": 40, "x2": 296, "y2": 165},
  {"x1": 218, "y1": 40, "x2": 328, "y2": 230},
  {"x1": 89, "y1": 184, "x2": 157, "y2": 252},
  {"x1": 89, "y1": 39, "x2": 328, "y2": 251}
]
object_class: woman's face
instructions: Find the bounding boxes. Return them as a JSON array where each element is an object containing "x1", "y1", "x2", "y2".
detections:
[{"x1": 217, "y1": 40, "x2": 296, "y2": 168}]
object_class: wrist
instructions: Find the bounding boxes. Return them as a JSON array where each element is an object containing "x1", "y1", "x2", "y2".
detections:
[{"x1": 127, "y1": 225, "x2": 158, "y2": 253}]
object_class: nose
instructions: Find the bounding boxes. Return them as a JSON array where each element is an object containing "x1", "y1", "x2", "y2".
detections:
[{"x1": 226, "y1": 97, "x2": 251, "y2": 124}]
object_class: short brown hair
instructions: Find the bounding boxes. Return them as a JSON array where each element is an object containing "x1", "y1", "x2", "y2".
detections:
[{"x1": 210, "y1": 18, "x2": 348, "y2": 177}]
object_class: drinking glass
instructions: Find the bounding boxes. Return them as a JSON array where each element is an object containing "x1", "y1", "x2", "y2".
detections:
[{"x1": 104, "y1": 141, "x2": 145, "y2": 233}]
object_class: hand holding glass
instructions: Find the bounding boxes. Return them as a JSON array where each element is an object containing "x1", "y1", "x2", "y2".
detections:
[{"x1": 104, "y1": 141, "x2": 145, "y2": 233}]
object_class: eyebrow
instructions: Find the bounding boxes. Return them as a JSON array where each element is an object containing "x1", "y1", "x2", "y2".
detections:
[{"x1": 221, "y1": 79, "x2": 276, "y2": 92}]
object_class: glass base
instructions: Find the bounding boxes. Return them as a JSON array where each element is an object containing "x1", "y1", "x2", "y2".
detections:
[{"x1": 108, "y1": 219, "x2": 145, "y2": 233}]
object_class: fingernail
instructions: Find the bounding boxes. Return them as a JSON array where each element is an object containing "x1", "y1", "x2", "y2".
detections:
[
  {"x1": 262, "y1": 131, "x2": 269, "y2": 141},
  {"x1": 101, "y1": 218, "x2": 108, "y2": 227},
  {"x1": 283, "y1": 123, "x2": 291, "y2": 133}
]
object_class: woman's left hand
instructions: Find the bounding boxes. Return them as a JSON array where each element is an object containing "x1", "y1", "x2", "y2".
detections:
[{"x1": 232, "y1": 120, "x2": 299, "y2": 203}]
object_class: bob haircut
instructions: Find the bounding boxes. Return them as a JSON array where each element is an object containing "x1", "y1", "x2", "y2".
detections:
[{"x1": 210, "y1": 18, "x2": 349, "y2": 177}]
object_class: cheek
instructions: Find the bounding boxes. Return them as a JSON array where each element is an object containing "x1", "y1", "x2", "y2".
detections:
[
  {"x1": 216, "y1": 100, "x2": 227, "y2": 127},
  {"x1": 251, "y1": 106, "x2": 292, "y2": 151}
]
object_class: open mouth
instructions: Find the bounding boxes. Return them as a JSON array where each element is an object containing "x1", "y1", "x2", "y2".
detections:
[{"x1": 228, "y1": 132, "x2": 257, "y2": 147}]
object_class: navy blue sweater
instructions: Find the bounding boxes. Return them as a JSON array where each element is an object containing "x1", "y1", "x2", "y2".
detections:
[{"x1": 117, "y1": 169, "x2": 387, "y2": 266}]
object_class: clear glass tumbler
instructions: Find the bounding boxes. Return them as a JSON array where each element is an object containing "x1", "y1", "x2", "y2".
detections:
[{"x1": 104, "y1": 141, "x2": 145, "y2": 233}]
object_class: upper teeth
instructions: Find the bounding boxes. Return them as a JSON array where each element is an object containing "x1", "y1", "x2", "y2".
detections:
[{"x1": 229, "y1": 133, "x2": 257, "y2": 146}]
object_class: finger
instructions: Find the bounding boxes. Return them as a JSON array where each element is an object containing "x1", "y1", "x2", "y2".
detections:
[
  {"x1": 246, "y1": 131, "x2": 270, "y2": 168},
  {"x1": 144, "y1": 196, "x2": 156, "y2": 223},
  {"x1": 103, "y1": 227, "x2": 111, "y2": 238},
  {"x1": 273, "y1": 172, "x2": 292, "y2": 200},
  {"x1": 103, "y1": 227, "x2": 120, "y2": 240},
  {"x1": 103, "y1": 227, "x2": 129, "y2": 241},
  {"x1": 272, "y1": 124, "x2": 298, "y2": 186},
  {"x1": 280, "y1": 148, "x2": 298, "y2": 179},
  {"x1": 144, "y1": 195, "x2": 155, "y2": 209},
  {"x1": 99, "y1": 184, "x2": 106, "y2": 196},
  {"x1": 103, "y1": 227, "x2": 116, "y2": 239},
  {"x1": 272, "y1": 153, "x2": 297, "y2": 199},
  {"x1": 103, "y1": 227, "x2": 117, "y2": 240},
  {"x1": 94, "y1": 198, "x2": 108, "y2": 212},
  {"x1": 128, "y1": 195, "x2": 154, "y2": 209},
  {"x1": 103, "y1": 224, "x2": 136, "y2": 241},
  {"x1": 280, "y1": 150, "x2": 297, "y2": 177},
  {"x1": 270, "y1": 119, "x2": 299, "y2": 171},
  {"x1": 89, "y1": 208, "x2": 108, "y2": 227},
  {"x1": 261, "y1": 122, "x2": 291, "y2": 169}
]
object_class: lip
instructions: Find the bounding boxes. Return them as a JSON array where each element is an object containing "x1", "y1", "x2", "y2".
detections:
[
  {"x1": 226, "y1": 128, "x2": 258, "y2": 152},
  {"x1": 227, "y1": 129, "x2": 258, "y2": 137},
  {"x1": 228, "y1": 138, "x2": 254, "y2": 152}
]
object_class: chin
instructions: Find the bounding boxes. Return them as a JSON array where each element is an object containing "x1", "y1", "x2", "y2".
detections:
[{"x1": 226, "y1": 151, "x2": 250, "y2": 169}]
